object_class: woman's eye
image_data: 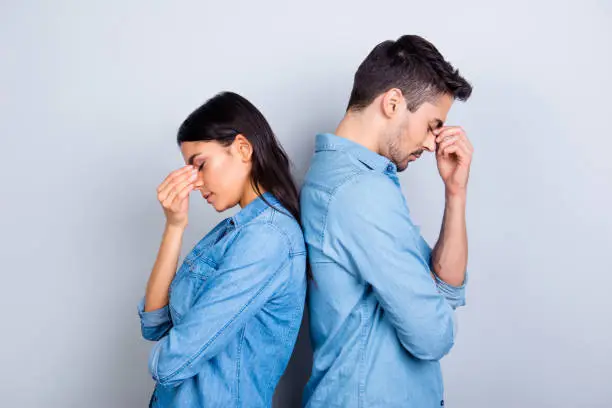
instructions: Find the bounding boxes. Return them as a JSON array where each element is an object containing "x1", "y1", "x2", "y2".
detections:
[{"x1": 198, "y1": 162, "x2": 206, "y2": 171}]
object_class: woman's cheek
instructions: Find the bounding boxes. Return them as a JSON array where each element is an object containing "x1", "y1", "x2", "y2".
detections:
[{"x1": 202, "y1": 163, "x2": 221, "y2": 191}]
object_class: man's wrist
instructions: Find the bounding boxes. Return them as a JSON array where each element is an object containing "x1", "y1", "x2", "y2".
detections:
[{"x1": 445, "y1": 188, "x2": 467, "y2": 205}]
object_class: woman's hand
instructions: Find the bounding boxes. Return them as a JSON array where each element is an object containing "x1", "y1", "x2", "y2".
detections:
[{"x1": 157, "y1": 165, "x2": 198, "y2": 228}]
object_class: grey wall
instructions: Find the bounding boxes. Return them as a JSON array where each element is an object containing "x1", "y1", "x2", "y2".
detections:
[{"x1": 1, "y1": 1, "x2": 611, "y2": 407}]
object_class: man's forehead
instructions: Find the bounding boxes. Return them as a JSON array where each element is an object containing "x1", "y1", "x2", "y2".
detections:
[{"x1": 423, "y1": 97, "x2": 453, "y2": 123}]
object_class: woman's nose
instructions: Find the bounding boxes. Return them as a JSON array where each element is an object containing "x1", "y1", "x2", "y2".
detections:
[{"x1": 193, "y1": 176, "x2": 204, "y2": 188}]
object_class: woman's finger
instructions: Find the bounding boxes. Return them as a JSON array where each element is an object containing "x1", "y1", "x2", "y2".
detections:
[
  {"x1": 157, "y1": 165, "x2": 194, "y2": 194},
  {"x1": 158, "y1": 165, "x2": 194, "y2": 195},
  {"x1": 158, "y1": 168, "x2": 197, "y2": 202},
  {"x1": 169, "y1": 182, "x2": 195, "y2": 210},
  {"x1": 162, "y1": 178, "x2": 194, "y2": 208}
]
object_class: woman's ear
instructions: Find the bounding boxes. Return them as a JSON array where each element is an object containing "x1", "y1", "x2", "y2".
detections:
[{"x1": 233, "y1": 134, "x2": 253, "y2": 162}]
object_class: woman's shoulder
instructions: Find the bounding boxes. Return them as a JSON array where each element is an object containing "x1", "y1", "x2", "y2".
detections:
[{"x1": 237, "y1": 206, "x2": 305, "y2": 255}]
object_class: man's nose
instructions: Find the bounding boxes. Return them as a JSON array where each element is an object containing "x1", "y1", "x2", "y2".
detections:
[{"x1": 422, "y1": 134, "x2": 436, "y2": 152}]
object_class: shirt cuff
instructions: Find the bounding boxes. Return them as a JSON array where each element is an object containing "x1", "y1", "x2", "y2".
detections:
[
  {"x1": 434, "y1": 270, "x2": 468, "y2": 309},
  {"x1": 137, "y1": 297, "x2": 172, "y2": 327},
  {"x1": 148, "y1": 338, "x2": 164, "y2": 382}
]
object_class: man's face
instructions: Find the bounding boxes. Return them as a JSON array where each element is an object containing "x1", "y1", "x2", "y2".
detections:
[{"x1": 387, "y1": 93, "x2": 453, "y2": 171}]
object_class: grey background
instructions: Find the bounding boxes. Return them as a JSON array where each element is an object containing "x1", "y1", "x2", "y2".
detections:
[{"x1": 1, "y1": 1, "x2": 611, "y2": 407}]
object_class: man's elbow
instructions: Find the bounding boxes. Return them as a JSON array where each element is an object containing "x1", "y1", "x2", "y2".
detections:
[
  {"x1": 398, "y1": 328, "x2": 455, "y2": 361},
  {"x1": 433, "y1": 270, "x2": 466, "y2": 288}
]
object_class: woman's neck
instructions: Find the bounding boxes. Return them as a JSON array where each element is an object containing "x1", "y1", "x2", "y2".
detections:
[{"x1": 239, "y1": 184, "x2": 266, "y2": 208}]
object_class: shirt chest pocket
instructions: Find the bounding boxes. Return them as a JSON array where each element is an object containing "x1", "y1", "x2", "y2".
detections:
[{"x1": 168, "y1": 256, "x2": 218, "y2": 323}]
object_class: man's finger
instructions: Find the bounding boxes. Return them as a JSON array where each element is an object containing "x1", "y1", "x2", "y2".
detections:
[
  {"x1": 455, "y1": 138, "x2": 473, "y2": 159},
  {"x1": 434, "y1": 126, "x2": 464, "y2": 144},
  {"x1": 436, "y1": 135, "x2": 459, "y2": 153},
  {"x1": 439, "y1": 144, "x2": 460, "y2": 159},
  {"x1": 439, "y1": 139, "x2": 471, "y2": 164},
  {"x1": 454, "y1": 131, "x2": 473, "y2": 152}
]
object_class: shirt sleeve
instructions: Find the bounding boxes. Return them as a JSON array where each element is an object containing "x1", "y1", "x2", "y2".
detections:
[
  {"x1": 137, "y1": 296, "x2": 173, "y2": 341},
  {"x1": 323, "y1": 173, "x2": 456, "y2": 361},
  {"x1": 416, "y1": 234, "x2": 468, "y2": 310},
  {"x1": 148, "y1": 222, "x2": 292, "y2": 387}
]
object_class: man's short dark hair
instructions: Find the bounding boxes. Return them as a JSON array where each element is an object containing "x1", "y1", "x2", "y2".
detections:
[{"x1": 347, "y1": 35, "x2": 473, "y2": 112}]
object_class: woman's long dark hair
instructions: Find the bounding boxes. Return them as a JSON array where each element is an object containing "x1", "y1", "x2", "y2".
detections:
[{"x1": 176, "y1": 91, "x2": 301, "y2": 228}]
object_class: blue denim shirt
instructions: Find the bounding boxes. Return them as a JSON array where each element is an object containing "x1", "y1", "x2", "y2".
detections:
[
  {"x1": 137, "y1": 192, "x2": 307, "y2": 408},
  {"x1": 300, "y1": 134, "x2": 467, "y2": 408}
]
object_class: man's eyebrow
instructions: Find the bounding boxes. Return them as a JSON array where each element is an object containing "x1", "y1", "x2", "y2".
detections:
[{"x1": 432, "y1": 119, "x2": 444, "y2": 129}]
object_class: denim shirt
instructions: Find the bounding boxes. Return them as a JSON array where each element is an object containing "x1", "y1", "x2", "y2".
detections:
[
  {"x1": 300, "y1": 134, "x2": 468, "y2": 408},
  {"x1": 137, "y1": 192, "x2": 307, "y2": 408}
]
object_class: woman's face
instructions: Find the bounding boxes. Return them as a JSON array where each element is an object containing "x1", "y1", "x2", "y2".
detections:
[{"x1": 180, "y1": 137, "x2": 252, "y2": 212}]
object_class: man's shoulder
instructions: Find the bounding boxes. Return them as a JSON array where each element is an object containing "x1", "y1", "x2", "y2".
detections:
[
  {"x1": 304, "y1": 151, "x2": 396, "y2": 192},
  {"x1": 302, "y1": 150, "x2": 362, "y2": 191},
  {"x1": 327, "y1": 172, "x2": 402, "y2": 214}
]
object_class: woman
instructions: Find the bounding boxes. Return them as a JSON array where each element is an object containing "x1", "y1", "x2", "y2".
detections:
[{"x1": 137, "y1": 92, "x2": 307, "y2": 407}]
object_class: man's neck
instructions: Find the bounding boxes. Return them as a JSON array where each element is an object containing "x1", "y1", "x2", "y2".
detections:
[{"x1": 335, "y1": 110, "x2": 383, "y2": 154}]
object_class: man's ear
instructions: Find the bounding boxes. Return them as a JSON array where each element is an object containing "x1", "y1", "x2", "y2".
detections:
[{"x1": 381, "y1": 88, "x2": 404, "y2": 118}]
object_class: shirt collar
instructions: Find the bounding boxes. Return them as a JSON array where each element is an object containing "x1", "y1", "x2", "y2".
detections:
[
  {"x1": 230, "y1": 191, "x2": 280, "y2": 227},
  {"x1": 314, "y1": 133, "x2": 397, "y2": 174}
]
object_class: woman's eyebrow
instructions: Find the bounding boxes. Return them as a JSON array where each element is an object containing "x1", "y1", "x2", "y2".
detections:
[{"x1": 187, "y1": 153, "x2": 203, "y2": 166}]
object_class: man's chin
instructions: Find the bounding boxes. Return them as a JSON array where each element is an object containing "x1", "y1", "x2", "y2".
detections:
[
  {"x1": 397, "y1": 162, "x2": 409, "y2": 172},
  {"x1": 400, "y1": 154, "x2": 422, "y2": 171}
]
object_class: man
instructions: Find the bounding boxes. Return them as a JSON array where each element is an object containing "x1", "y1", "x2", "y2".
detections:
[{"x1": 300, "y1": 35, "x2": 473, "y2": 407}]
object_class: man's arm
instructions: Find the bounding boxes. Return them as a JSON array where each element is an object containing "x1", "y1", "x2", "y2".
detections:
[
  {"x1": 431, "y1": 125, "x2": 473, "y2": 287},
  {"x1": 431, "y1": 192, "x2": 467, "y2": 286},
  {"x1": 324, "y1": 175, "x2": 456, "y2": 361}
]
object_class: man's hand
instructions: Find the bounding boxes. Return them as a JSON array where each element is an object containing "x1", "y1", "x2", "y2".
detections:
[{"x1": 434, "y1": 126, "x2": 473, "y2": 197}]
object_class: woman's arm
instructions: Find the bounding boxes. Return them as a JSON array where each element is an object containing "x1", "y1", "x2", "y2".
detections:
[
  {"x1": 144, "y1": 223, "x2": 185, "y2": 311},
  {"x1": 142, "y1": 165, "x2": 197, "y2": 311},
  {"x1": 148, "y1": 223, "x2": 293, "y2": 387},
  {"x1": 138, "y1": 223, "x2": 185, "y2": 340}
]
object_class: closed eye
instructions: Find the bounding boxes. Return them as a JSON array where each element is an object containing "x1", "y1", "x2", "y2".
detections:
[{"x1": 198, "y1": 162, "x2": 206, "y2": 171}]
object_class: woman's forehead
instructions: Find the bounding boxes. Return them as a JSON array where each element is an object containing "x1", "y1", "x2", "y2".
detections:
[{"x1": 181, "y1": 140, "x2": 224, "y2": 163}]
